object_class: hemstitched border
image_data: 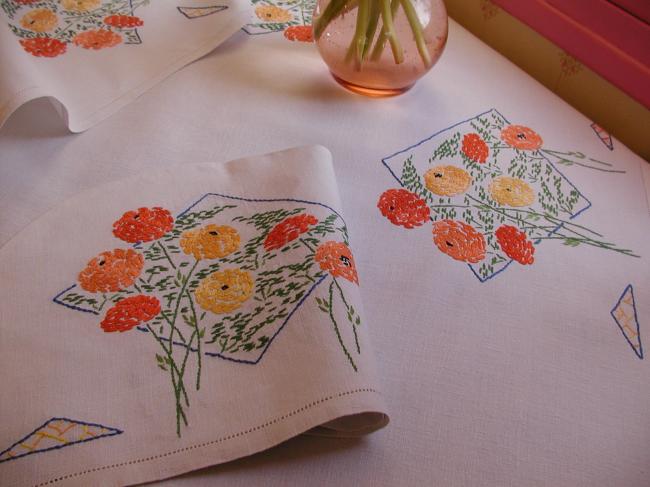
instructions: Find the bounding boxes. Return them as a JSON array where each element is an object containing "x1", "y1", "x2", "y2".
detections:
[{"x1": 33, "y1": 388, "x2": 380, "y2": 486}]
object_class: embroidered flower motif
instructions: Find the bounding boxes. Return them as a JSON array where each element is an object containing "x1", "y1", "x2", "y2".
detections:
[
  {"x1": 377, "y1": 188, "x2": 430, "y2": 228},
  {"x1": 100, "y1": 295, "x2": 160, "y2": 333},
  {"x1": 264, "y1": 214, "x2": 318, "y2": 251},
  {"x1": 195, "y1": 269, "x2": 255, "y2": 314},
  {"x1": 314, "y1": 241, "x2": 359, "y2": 284},
  {"x1": 19, "y1": 37, "x2": 66, "y2": 57},
  {"x1": 104, "y1": 14, "x2": 144, "y2": 28},
  {"x1": 112, "y1": 207, "x2": 174, "y2": 243},
  {"x1": 254, "y1": 5, "x2": 292, "y2": 22},
  {"x1": 284, "y1": 25, "x2": 313, "y2": 42},
  {"x1": 73, "y1": 29, "x2": 122, "y2": 50},
  {"x1": 500, "y1": 125, "x2": 543, "y2": 150},
  {"x1": 432, "y1": 220, "x2": 486, "y2": 263},
  {"x1": 180, "y1": 224, "x2": 240, "y2": 260},
  {"x1": 78, "y1": 249, "x2": 144, "y2": 293},
  {"x1": 495, "y1": 225, "x2": 535, "y2": 264},
  {"x1": 20, "y1": 9, "x2": 58, "y2": 33},
  {"x1": 461, "y1": 133, "x2": 489, "y2": 164},
  {"x1": 61, "y1": 0, "x2": 100, "y2": 12},
  {"x1": 424, "y1": 165, "x2": 472, "y2": 196},
  {"x1": 489, "y1": 176, "x2": 535, "y2": 207}
]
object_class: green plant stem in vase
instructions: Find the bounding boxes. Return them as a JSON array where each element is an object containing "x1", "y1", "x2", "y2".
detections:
[{"x1": 313, "y1": 0, "x2": 448, "y2": 96}]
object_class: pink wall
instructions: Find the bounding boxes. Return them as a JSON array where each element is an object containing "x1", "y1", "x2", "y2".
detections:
[{"x1": 492, "y1": 0, "x2": 650, "y2": 109}]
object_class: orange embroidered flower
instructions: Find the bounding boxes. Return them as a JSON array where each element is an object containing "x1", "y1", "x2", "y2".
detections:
[
  {"x1": 432, "y1": 220, "x2": 486, "y2": 263},
  {"x1": 73, "y1": 29, "x2": 122, "y2": 50},
  {"x1": 495, "y1": 225, "x2": 535, "y2": 265},
  {"x1": 61, "y1": 0, "x2": 100, "y2": 12},
  {"x1": 15, "y1": 0, "x2": 39, "y2": 4},
  {"x1": 424, "y1": 165, "x2": 472, "y2": 196},
  {"x1": 100, "y1": 295, "x2": 160, "y2": 333},
  {"x1": 20, "y1": 9, "x2": 58, "y2": 33},
  {"x1": 489, "y1": 176, "x2": 535, "y2": 207},
  {"x1": 195, "y1": 269, "x2": 255, "y2": 314},
  {"x1": 255, "y1": 5, "x2": 292, "y2": 22},
  {"x1": 500, "y1": 125, "x2": 543, "y2": 150},
  {"x1": 284, "y1": 25, "x2": 313, "y2": 42},
  {"x1": 19, "y1": 38, "x2": 66, "y2": 57},
  {"x1": 461, "y1": 133, "x2": 489, "y2": 163},
  {"x1": 377, "y1": 188, "x2": 430, "y2": 228},
  {"x1": 264, "y1": 214, "x2": 318, "y2": 251},
  {"x1": 180, "y1": 224, "x2": 240, "y2": 260},
  {"x1": 104, "y1": 14, "x2": 144, "y2": 28},
  {"x1": 314, "y1": 241, "x2": 359, "y2": 284},
  {"x1": 112, "y1": 207, "x2": 174, "y2": 243},
  {"x1": 78, "y1": 249, "x2": 144, "y2": 293}
]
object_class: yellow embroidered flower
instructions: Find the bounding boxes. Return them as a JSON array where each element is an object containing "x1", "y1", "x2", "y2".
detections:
[
  {"x1": 424, "y1": 165, "x2": 472, "y2": 196},
  {"x1": 489, "y1": 176, "x2": 535, "y2": 207},
  {"x1": 60, "y1": 0, "x2": 100, "y2": 12},
  {"x1": 20, "y1": 9, "x2": 58, "y2": 33},
  {"x1": 180, "y1": 224, "x2": 240, "y2": 260},
  {"x1": 255, "y1": 5, "x2": 293, "y2": 23},
  {"x1": 195, "y1": 269, "x2": 255, "y2": 314}
]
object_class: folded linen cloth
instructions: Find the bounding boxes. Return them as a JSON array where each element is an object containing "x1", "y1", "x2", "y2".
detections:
[
  {"x1": 0, "y1": 0, "x2": 249, "y2": 132},
  {"x1": 0, "y1": 145, "x2": 388, "y2": 487}
]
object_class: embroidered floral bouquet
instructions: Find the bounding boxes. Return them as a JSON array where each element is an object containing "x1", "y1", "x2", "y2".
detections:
[
  {"x1": 2, "y1": 0, "x2": 149, "y2": 58},
  {"x1": 55, "y1": 198, "x2": 363, "y2": 437}
]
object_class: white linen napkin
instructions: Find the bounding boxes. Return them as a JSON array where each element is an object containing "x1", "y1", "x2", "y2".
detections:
[
  {"x1": 0, "y1": 145, "x2": 388, "y2": 487},
  {"x1": 0, "y1": 0, "x2": 250, "y2": 132}
]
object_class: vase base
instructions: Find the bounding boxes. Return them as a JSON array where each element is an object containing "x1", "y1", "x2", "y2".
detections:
[{"x1": 331, "y1": 73, "x2": 413, "y2": 98}]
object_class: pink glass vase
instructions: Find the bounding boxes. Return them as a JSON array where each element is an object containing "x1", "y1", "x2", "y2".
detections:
[{"x1": 313, "y1": 0, "x2": 448, "y2": 96}]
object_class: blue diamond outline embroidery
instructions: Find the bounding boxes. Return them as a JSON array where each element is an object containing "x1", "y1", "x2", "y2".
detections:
[
  {"x1": 53, "y1": 192, "x2": 347, "y2": 364},
  {"x1": 381, "y1": 108, "x2": 592, "y2": 282}
]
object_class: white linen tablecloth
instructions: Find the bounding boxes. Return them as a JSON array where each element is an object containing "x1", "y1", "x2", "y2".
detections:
[{"x1": 1, "y1": 17, "x2": 649, "y2": 487}]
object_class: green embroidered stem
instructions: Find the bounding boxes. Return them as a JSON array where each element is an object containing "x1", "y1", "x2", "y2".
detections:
[
  {"x1": 185, "y1": 290, "x2": 202, "y2": 391},
  {"x1": 157, "y1": 241, "x2": 177, "y2": 270},
  {"x1": 328, "y1": 281, "x2": 358, "y2": 371},
  {"x1": 533, "y1": 236, "x2": 640, "y2": 257},
  {"x1": 133, "y1": 282, "x2": 142, "y2": 293},
  {"x1": 541, "y1": 149, "x2": 625, "y2": 174},
  {"x1": 333, "y1": 278, "x2": 361, "y2": 354},
  {"x1": 164, "y1": 259, "x2": 199, "y2": 436},
  {"x1": 95, "y1": 294, "x2": 108, "y2": 312},
  {"x1": 299, "y1": 237, "x2": 316, "y2": 253},
  {"x1": 145, "y1": 322, "x2": 188, "y2": 437}
]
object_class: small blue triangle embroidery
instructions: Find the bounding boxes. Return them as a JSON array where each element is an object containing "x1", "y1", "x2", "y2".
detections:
[{"x1": 611, "y1": 284, "x2": 643, "y2": 359}]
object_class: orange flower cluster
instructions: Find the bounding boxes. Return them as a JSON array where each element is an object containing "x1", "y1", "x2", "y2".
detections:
[
  {"x1": 73, "y1": 29, "x2": 122, "y2": 50},
  {"x1": 461, "y1": 133, "x2": 489, "y2": 164},
  {"x1": 432, "y1": 220, "x2": 486, "y2": 263},
  {"x1": 112, "y1": 207, "x2": 174, "y2": 243},
  {"x1": 180, "y1": 224, "x2": 240, "y2": 260},
  {"x1": 284, "y1": 25, "x2": 314, "y2": 42},
  {"x1": 78, "y1": 249, "x2": 144, "y2": 293},
  {"x1": 19, "y1": 38, "x2": 66, "y2": 57},
  {"x1": 264, "y1": 214, "x2": 318, "y2": 251},
  {"x1": 500, "y1": 125, "x2": 543, "y2": 151},
  {"x1": 104, "y1": 14, "x2": 143, "y2": 28},
  {"x1": 377, "y1": 188, "x2": 430, "y2": 228},
  {"x1": 100, "y1": 295, "x2": 160, "y2": 333},
  {"x1": 315, "y1": 241, "x2": 359, "y2": 284},
  {"x1": 495, "y1": 225, "x2": 535, "y2": 264}
]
